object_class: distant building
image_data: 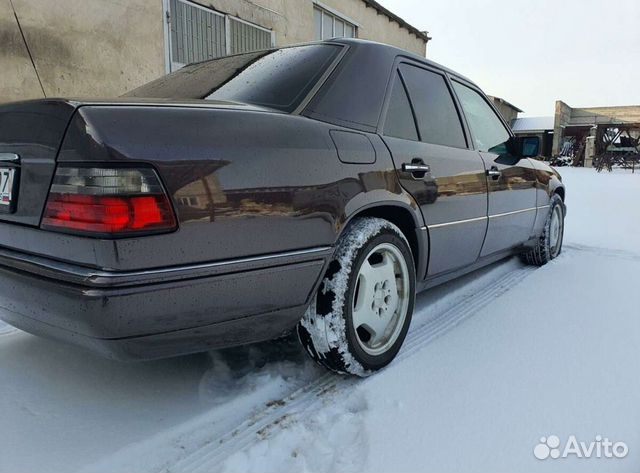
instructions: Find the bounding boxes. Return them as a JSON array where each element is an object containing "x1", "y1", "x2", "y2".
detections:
[
  {"x1": 488, "y1": 96, "x2": 522, "y2": 125},
  {"x1": 552, "y1": 101, "x2": 640, "y2": 167},
  {"x1": 488, "y1": 96, "x2": 555, "y2": 159},
  {"x1": 511, "y1": 116, "x2": 555, "y2": 158},
  {"x1": 491, "y1": 97, "x2": 640, "y2": 165},
  {"x1": 0, "y1": 0, "x2": 430, "y2": 103}
]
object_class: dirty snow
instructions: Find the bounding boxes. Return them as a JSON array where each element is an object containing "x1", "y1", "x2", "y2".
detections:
[{"x1": 0, "y1": 166, "x2": 638, "y2": 473}]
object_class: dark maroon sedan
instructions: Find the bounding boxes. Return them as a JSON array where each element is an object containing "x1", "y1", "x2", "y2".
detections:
[{"x1": 0, "y1": 39, "x2": 565, "y2": 376}]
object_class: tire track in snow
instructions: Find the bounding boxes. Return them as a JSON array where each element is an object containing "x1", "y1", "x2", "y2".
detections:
[
  {"x1": 400, "y1": 265, "x2": 536, "y2": 358},
  {"x1": 168, "y1": 374, "x2": 341, "y2": 473},
  {"x1": 166, "y1": 263, "x2": 537, "y2": 473},
  {"x1": 563, "y1": 243, "x2": 640, "y2": 261}
]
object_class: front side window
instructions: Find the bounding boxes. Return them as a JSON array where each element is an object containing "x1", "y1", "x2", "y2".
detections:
[
  {"x1": 383, "y1": 72, "x2": 419, "y2": 141},
  {"x1": 126, "y1": 44, "x2": 342, "y2": 113},
  {"x1": 452, "y1": 81, "x2": 510, "y2": 153},
  {"x1": 399, "y1": 64, "x2": 466, "y2": 148}
]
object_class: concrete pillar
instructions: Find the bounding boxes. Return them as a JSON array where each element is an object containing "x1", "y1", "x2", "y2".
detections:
[
  {"x1": 585, "y1": 137, "x2": 595, "y2": 168},
  {"x1": 552, "y1": 101, "x2": 572, "y2": 156},
  {"x1": 583, "y1": 126, "x2": 597, "y2": 168}
]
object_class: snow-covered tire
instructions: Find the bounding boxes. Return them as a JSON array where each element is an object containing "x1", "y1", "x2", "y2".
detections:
[
  {"x1": 297, "y1": 217, "x2": 416, "y2": 377},
  {"x1": 521, "y1": 194, "x2": 565, "y2": 266}
]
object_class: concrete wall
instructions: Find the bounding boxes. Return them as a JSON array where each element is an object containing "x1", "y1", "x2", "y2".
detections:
[
  {"x1": 0, "y1": 0, "x2": 43, "y2": 101},
  {"x1": 568, "y1": 105, "x2": 640, "y2": 126},
  {"x1": 552, "y1": 100, "x2": 572, "y2": 155},
  {"x1": 0, "y1": 0, "x2": 165, "y2": 102},
  {"x1": 165, "y1": 0, "x2": 427, "y2": 57},
  {"x1": 0, "y1": 0, "x2": 427, "y2": 103},
  {"x1": 315, "y1": 0, "x2": 427, "y2": 54}
]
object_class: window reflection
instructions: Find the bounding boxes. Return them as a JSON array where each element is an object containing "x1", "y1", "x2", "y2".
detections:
[
  {"x1": 171, "y1": 164, "x2": 403, "y2": 225},
  {"x1": 452, "y1": 81, "x2": 510, "y2": 153}
]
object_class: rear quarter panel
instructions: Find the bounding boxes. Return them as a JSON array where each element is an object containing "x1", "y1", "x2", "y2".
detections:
[{"x1": 57, "y1": 105, "x2": 414, "y2": 270}]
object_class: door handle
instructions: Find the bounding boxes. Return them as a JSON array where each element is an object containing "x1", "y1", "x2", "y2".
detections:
[
  {"x1": 402, "y1": 160, "x2": 431, "y2": 179},
  {"x1": 486, "y1": 166, "x2": 502, "y2": 180}
]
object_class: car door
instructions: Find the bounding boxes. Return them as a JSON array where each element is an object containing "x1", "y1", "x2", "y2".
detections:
[
  {"x1": 451, "y1": 80, "x2": 538, "y2": 256},
  {"x1": 380, "y1": 62, "x2": 488, "y2": 277}
]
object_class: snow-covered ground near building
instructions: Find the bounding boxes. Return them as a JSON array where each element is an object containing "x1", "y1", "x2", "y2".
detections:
[{"x1": 1, "y1": 167, "x2": 638, "y2": 473}]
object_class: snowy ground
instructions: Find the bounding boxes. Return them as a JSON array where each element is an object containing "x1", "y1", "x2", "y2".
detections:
[{"x1": 1, "y1": 167, "x2": 638, "y2": 473}]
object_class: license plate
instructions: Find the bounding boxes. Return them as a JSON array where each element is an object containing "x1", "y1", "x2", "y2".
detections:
[{"x1": 0, "y1": 167, "x2": 16, "y2": 208}]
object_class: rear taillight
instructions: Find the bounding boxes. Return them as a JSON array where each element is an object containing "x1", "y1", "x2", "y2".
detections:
[{"x1": 41, "y1": 167, "x2": 177, "y2": 237}]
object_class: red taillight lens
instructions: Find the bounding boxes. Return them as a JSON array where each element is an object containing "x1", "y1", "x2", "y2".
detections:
[{"x1": 41, "y1": 167, "x2": 177, "y2": 237}]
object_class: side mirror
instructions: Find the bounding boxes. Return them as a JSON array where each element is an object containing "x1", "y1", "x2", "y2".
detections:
[{"x1": 518, "y1": 136, "x2": 540, "y2": 158}]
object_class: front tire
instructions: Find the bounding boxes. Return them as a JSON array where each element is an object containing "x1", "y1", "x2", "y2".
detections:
[
  {"x1": 297, "y1": 218, "x2": 416, "y2": 376},
  {"x1": 521, "y1": 194, "x2": 565, "y2": 266}
]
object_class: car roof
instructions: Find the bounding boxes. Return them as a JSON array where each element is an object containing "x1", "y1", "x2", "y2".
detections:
[
  {"x1": 302, "y1": 38, "x2": 482, "y2": 133},
  {"x1": 328, "y1": 38, "x2": 477, "y2": 86}
]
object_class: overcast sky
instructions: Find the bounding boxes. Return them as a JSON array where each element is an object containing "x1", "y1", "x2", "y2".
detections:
[{"x1": 378, "y1": 0, "x2": 640, "y2": 116}]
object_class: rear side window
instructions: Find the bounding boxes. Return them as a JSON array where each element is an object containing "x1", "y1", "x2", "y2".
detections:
[
  {"x1": 451, "y1": 81, "x2": 510, "y2": 153},
  {"x1": 399, "y1": 64, "x2": 466, "y2": 148},
  {"x1": 383, "y1": 72, "x2": 419, "y2": 141}
]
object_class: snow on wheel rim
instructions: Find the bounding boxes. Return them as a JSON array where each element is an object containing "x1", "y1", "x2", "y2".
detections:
[
  {"x1": 549, "y1": 205, "x2": 563, "y2": 257},
  {"x1": 351, "y1": 242, "x2": 410, "y2": 356}
]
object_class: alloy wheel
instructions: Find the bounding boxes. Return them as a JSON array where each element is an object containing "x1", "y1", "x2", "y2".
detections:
[{"x1": 351, "y1": 243, "x2": 410, "y2": 356}]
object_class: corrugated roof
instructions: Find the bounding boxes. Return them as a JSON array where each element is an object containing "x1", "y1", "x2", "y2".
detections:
[
  {"x1": 511, "y1": 116, "x2": 555, "y2": 132},
  {"x1": 361, "y1": 0, "x2": 431, "y2": 42}
]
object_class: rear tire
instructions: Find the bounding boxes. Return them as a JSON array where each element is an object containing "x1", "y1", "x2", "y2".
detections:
[
  {"x1": 521, "y1": 194, "x2": 565, "y2": 266},
  {"x1": 297, "y1": 217, "x2": 416, "y2": 377}
]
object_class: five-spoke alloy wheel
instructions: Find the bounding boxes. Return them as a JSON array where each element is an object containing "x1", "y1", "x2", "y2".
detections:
[
  {"x1": 298, "y1": 218, "x2": 416, "y2": 376},
  {"x1": 352, "y1": 243, "x2": 410, "y2": 357}
]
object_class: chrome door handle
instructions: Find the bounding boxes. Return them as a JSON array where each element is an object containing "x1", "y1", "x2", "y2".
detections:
[
  {"x1": 402, "y1": 159, "x2": 431, "y2": 180},
  {"x1": 402, "y1": 163, "x2": 431, "y2": 173},
  {"x1": 486, "y1": 167, "x2": 501, "y2": 180}
]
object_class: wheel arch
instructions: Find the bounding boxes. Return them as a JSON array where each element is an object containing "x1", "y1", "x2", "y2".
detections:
[
  {"x1": 545, "y1": 171, "x2": 565, "y2": 204},
  {"x1": 342, "y1": 202, "x2": 427, "y2": 275},
  {"x1": 549, "y1": 180, "x2": 566, "y2": 215}
]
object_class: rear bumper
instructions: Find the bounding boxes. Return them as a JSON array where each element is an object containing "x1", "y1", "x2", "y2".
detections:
[{"x1": 0, "y1": 246, "x2": 331, "y2": 359}]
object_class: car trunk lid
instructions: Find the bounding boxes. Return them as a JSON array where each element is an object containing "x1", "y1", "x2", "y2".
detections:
[
  {"x1": 0, "y1": 97, "x2": 273, "y2": 228},
  {"x1": 0, "y1": 99, "x2": 79, "y2": 226}
]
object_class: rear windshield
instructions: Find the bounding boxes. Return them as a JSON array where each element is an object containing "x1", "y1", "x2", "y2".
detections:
[{"x1": 125, "y1": 44, "x2": 342, "y2": 113}]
